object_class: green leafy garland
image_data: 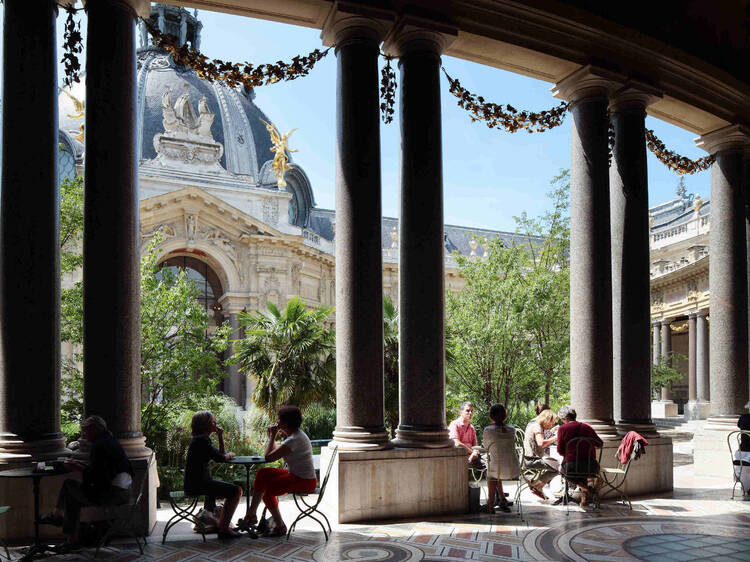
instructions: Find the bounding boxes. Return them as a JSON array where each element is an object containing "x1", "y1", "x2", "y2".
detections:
[
  {"x1": 61, "y1": 5, "x2": 83, "y2": 88},
  {"x1": 380, "y1": 55, "x2": 397, "y2": 124}
]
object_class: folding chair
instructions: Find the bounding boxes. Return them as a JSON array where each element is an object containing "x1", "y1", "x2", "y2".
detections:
[
  {"x1": 560, "y1": 437, "x2": 602, "y2": 514},
  {"x1": 469, "y1": 445, "x2": 487, "y2": 501},
  {"x1": 596, "y1": 437, "x2": 640, "y2": 510},
  {"x1": 93, "y1": 452, "x2": 154, "y2": 557},
  {"x1": 728, "y1": 430, "x2": 750, "y2": 500},
  {"x1": 286, "y1": 444, "x2": 338, "y2": 541},
  {"x1": 480, "y1": 428, "x2": 519, "y2": 519},
  {"x1": 0, "y1": 506, "x2": 9, "y2": 560},
  {"x1": 161, "y1": 490, "x2": 207, "y2": 544}
]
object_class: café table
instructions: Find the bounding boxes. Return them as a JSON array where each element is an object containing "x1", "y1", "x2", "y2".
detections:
[
  {"x1": 226, "y1": 456, "x2": 267, "y2": 534},
  {"x1": 0, "y1": 463, "x2": 70, "y2": 560}
]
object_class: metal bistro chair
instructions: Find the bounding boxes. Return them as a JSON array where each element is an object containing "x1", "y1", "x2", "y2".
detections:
[
  {"x1": 0, "y1": 506, "x2": 9, "y2": 560},
  {"x1": 595, "y1": 437, "x2": 641, "y2": 510},
  {"x1": 481, "y1": 427, "x2": 520, "y2": 519},
  {"x1": 259, "y1": 443, "x2": 339, "y2": 541},
  {"x1": 728, "y1": 430, "x2": 750, "y2": 500},
  {"x1": 92, "y1": 451, "x2": 154, "y2": 558},
  {"x1": 513, "y1": 427, "x2": 545, "y2": 505},
  {"x1": 560, "y1": 436, "x2": 602, "y2": 514},
  {"x1": 469, "y1": 445, "x2": 488, "y2": 502}
]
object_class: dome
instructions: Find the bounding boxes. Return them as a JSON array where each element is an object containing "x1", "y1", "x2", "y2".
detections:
[{"x1": 56, "y1": 3, "x2": 316, "y2": 228}]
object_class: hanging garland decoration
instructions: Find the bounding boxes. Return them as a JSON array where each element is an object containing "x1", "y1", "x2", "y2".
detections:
[
  {"x1": 380, "y1": 54, "x2": 397, "y2": 124},
  {"x1": 608, "y1": 121, "x2": 616, "y2": 166},
  {"x1": 442, "y1": 68, "x2": 569, "y2": 133},
  {"x1": 61, "y1": 5, "x2": 84, "y2": 88},
  {"x1": 143, "y1": 20, "x2": 331, "y2": 89},
  {"x1": 645, "y1": 129, "x2": 714, "y2": 175}
]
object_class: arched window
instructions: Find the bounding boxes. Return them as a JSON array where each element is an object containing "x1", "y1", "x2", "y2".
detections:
[
  {"x1": 59, "y1": 143, "x2": 76, "y2": 183},
  {"x1": 158, "y1": 256, "x2": 223, "y2": 321}
]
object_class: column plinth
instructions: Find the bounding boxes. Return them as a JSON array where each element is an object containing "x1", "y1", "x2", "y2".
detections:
[
  {"x1": 0, "y1": 0, "x2": 68, "y2": 464},
  {"x1": 388, "y1": 28, "x2": 455, "y2": 449},
  {"x1": 554, "y1": 67, "x2": 622, "y2": 438},
  {"x1": 328, "y1": 16, "x2": 391, "y2": 450},
  {"x1": 83, "y1": 0, "x2": 149, "y2": 458},
  {"x1": 609, "y1": 86, "x2": 659, "y2": 436}
]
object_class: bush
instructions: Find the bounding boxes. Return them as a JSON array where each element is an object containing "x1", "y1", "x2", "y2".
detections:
[{"x1": 300, "y1": 403, "x2": 336, "y2": 441}]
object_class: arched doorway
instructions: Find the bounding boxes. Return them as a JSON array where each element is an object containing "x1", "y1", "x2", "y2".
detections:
[{"x1": 158, "y1": 255, "x2": 224, "y2": 328}]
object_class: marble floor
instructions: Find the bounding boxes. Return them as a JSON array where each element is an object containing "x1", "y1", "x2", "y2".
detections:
[{"x1": 9, "y1": 439, "x2": 750, "y2": 561}]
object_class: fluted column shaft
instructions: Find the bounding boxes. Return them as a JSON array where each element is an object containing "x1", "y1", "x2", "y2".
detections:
[
  {"x1": 609, "y1": 90, "x2": 655, "y2": 432},
  {"x1": 0, "y1": 0, "x2": 67, "y2": 462},
  {"x1": 696, "y1": 125, "x2": 750, "y2": 426},
  {"x1": 696, "y1": 311, "x2": 709, "y2": 402},
  {"x1": 330, "y1": 18, "x2": 390, "y2": 450},
  {"x1": 83, "y1": 0, "x2": 148, "y2": 457},
  {"x1": 660, "y1": 321, "x2": 673, "y2": 401},
  {"x1": 392, "y1": 32, "x2": 452, "y2": 448},
  {"x1": 555, "y1": 69, "x2": 617, "y2": 436}
]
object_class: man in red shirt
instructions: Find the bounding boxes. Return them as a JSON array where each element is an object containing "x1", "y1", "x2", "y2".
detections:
[
  {"x1": 556, "y1": 405, "x2": 602, "y2": 506},
  {"x1": 448, "y1": 402, "x2": 481, "y2": 468}
]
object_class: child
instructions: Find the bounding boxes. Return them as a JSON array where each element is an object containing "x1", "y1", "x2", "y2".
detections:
[{"x1": 481, "y1": 404, "x2": 517, "y2": 513}]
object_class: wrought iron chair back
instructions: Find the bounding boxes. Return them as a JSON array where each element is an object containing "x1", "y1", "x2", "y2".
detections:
[
  {"x1": 94, "y1": 451, "x2": 154, "y2": 557},
  {"x1": 596, "y1": 437, "x2": 639, "y2": 510},
  {"x1": 560, "y1": 436, "x2": 602, "y2": 513},
  {"x1": 728, "y1": 430, "x2": 750, "y2": 500}
]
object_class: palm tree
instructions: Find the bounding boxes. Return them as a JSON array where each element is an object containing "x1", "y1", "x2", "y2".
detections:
[
  {"x1": 233, "y1": 297, "x2": 335, "y2": 416},
  {"x1": 383, "y1": 295, "x2": 399, "y2": 438}
]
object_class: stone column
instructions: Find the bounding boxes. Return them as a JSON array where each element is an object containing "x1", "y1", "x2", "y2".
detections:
[
  {"x1": 327, "y1": 17, "x2": 390, "y2": 450},
  {"x1": 696, "y1": 310, "x2": 709, "y2": 403},
  {"x1": 685, "y1": 311, "x2": 710, "y2": 419},
  {"x1": 83, "y1": 0, "x2": 148, "y2": 457},
  {"x1": 224, "y1": 311, "x2": 245, "y2": 408},
  {"x1": 553, "y1": 67, "x2": 620, "y2": 437},
  {"x1": 688, "y1": 313, "x2": 697, "y2": 402},
  {"x1": 660, "y1": 320, "x2": 673, "y2": 401},
  {"x1": 390, "y1": 29, "x2": 454, "y2": 448},
  {"x1": 609, "y1": 86, "x2": 658, "y2": 434},
  {"x1": 0, "y1": 0, "x2": 68, "y2": 462},
  {"x1": 652, "y1": 321, "x2": 662, "y2": 367},
  {"x1": 696, "y1": 125, "x2": 750, "y2": 428}
]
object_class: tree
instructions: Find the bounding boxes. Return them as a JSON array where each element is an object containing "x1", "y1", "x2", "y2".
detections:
[
  {"x1": 446, "y1": 238, "x2": 533, "y2": 418},
  {"x1": 383, "y1": 294, "x2": 399, "y2": 438},
  {"x1": 515, "y1": 170, "x2": 570, "y2": 405},
  {"x1": 232, "y1": 297, "x2": 335, "y2": 416},
  {"x1": 650, "y1": 353, "x2": 686, "y2": 397},
  {"x1": 58, "y1": 177, "x2": 231, "y2": 442}
]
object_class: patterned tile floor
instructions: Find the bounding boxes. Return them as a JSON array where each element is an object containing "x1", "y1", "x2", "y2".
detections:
[{"x1": 9, "y1": 455, "x2": 750, "y2": 561}]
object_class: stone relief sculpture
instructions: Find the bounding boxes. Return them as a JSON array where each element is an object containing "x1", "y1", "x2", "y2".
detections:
[{"x1": 185, "y1": 214, "x2": 196, "y2": 241}]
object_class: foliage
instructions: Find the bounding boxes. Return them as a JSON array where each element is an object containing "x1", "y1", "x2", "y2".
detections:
[
  {"x1": 514, "y1": 170, "x2": 571, "y2": 405},
  {"x1": 380, "y1": 55, "x2": 397, "y2": 124},
  {"x1": 383, "y1": 295, "x2": 399, "y2": 438},
  {"x1": 140, "y1": 233, "x2": 231, "y2": 446},
  {"x1": 300, "y1": 402, "x2": 337, "y2": 441},
  {"x1": 232, "y1": 297, "x2": 335, "y2": 416},
  {"x1": 651, "y1": 353, "x2": 687, "y2": 396},
  {"x1": 61, "y1": 5, "x2": 83, "y2": 88}
]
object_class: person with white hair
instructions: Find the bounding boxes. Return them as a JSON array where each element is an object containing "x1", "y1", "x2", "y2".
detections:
[{"x1": 40, "y1": 415, "x2": 133, "y2": 547}]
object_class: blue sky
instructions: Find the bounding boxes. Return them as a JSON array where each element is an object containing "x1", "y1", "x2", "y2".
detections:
[{"x1": 5, "y1": 6, "x2": 712, "y2": 232}]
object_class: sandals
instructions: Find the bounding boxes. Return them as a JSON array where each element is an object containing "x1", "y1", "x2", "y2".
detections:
[
  {"x1": 496, "y1": 502, "x2": 512, "y2": 513},
  {"x1": 217, "y1": 529, "x2": 243, "y2": 539},
  {"x1": 262, "y1": 526, "x2": 287, "y2": 538},
  {"x1": 479, "y1": 504, "x2": 495, "y2": 514}
]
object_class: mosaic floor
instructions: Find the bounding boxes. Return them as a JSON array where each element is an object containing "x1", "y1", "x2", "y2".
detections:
[{"x1": 10, "y1": 491, "x2": 750, "y2": 561}]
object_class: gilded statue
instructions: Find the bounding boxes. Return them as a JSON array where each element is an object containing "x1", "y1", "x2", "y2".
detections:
[
  {"x1": 260, "y1": 119, "x2": 297, "y2": 188},
  {"x1": 58, "y1": 87, "x2": 85, "y2": 119}
]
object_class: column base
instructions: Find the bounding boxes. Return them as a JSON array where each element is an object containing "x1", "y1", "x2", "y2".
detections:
[
  {"x1": 694, "y1": 417, "x2": 742, "y2": 478},
  {"x1": 580, "y1": 419, "x2": 618, "y2": 439},
  {"x1": 684, "y1": 400, "x2": 711, "y2": 421},
  {"x1": 320, "y1": 445, "x2": 468, "y2": 523},
  {"x1": 393, "y1": 426, "x2": 453, "y2": 448},
  {"x1": 73, "y1": 434, "x2": 150, "y2": 460},
  {"x1": 333, "y1": 426, "x2": 393, "y2": 451},
  {"x1": 615, "y1": 421, "x2": 659, "y2": 438},
  {"x1": 651, "y1": 400, "x2": 678, "y2": 418},
  {"x1": 598, "y1": 435, "x2": 673, "y2": 496},
  {"x1": 0, "y1": 432, "x2": 69, "y2": 465}
]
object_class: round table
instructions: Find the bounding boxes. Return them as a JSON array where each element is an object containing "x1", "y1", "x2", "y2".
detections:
[
  {"x1": 226, "y1": 456, "x2": 268, "y2": 533},
  {"x1": 0, "y1": 464, "x2": 70, "y2": 558}
]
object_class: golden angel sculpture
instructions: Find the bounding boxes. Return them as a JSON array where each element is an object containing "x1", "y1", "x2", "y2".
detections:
[{"x1": 261, "y1": 118, "x2": 297, "y2": 188}]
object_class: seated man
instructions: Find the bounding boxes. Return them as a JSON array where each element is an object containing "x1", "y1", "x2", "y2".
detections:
[
  {"x1": 42, "y1": 416, "x2": 133, "y2": 547},
  {"x1": 734, "y1": 413, "x2": 750, "y2": 495},
  {"x1": 556, "y1": 405, "x2": 602, "y2": 506},
  {"x1": 448, "y1": 402, "x2": 483, "y2": 469}
]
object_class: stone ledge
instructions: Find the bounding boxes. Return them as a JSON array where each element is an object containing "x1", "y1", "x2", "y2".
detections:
[{"x1": 337, "y1": 445, "x2": 466, "y2": 462}]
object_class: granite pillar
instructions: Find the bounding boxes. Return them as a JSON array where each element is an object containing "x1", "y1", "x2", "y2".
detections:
[
  {"x1": 652, "y1": 321, "x2": 661, "y2": 368},
  {"x1": 660, "y1": 320, "x2": 673, "y2": 401},
  {"x1": 609, "y1": 87, "x2": 657, "y2": 435},
  {"x1": 330, "y1": 17, "x2": 390, "y2": 450},
  {"x1": 696, "y1": 310, "x2": 710, "y2": 403},
  {"x1": 688, "y1": 313, "x2": 697, "y2": 402},
  {"x1": 0, "y1": 0, "x2": 68, "y2": 463},
  {"x1": 685, "y1": 311, "x2": 710, "y2": 419},
  {"x1": 391, "y1": 30, "x2": 453, "y2": 448},
  {"x1": 83, "y1": 0, "x2": 148, "y2": 457},
  {"x1": 553, "y1": 67, "x2": 619, "y2": 436},
  {"x1": 696, "y1": 125, "x2": 750, "y2": 428},
  {"x1": 224, "y1": 312, "x2": 245, "y2": 408}
]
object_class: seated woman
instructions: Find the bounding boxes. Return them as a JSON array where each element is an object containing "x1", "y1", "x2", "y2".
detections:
[
  {"x1": 244, "y1": 405, "x2": 317, "y2": 537},
  {"x1": 523, "y1": 408, "x2": 559, "y2": 500},
  {"x1": 481, "y1": 404, "x2": 518, "y2": 513},
  {"x1": 184, "y1": 411, "x2": 242, "y2": 539},
  {"x1": 734, "y1": 413, "x2": 750, "y2": 495}
]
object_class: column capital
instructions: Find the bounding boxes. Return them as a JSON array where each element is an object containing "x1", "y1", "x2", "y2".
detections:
[
  {"x1": 382, "y1": 17, "x2": 457, "y2": 58},
  {"x1": 698, "y1": 309, "x2": 709, "y2": 317},
  {"x1": 608, "y1": 81, "x2": 662, "y2": 113},
  {"x1": 218, "y1": 293, "x2": 250, "y2": 314},
  {"x1": 695, "y1": 123, "x2": 750, "y2": 156},
  {"x1": 83, "y1": 0, "x2": 148, "y2": 17},
  {"x1": 321, "y1": 4, "x2": 394, "y2": 47},
  {"x1": 689, "y1": 311, "x2": 699, "y2": 319},
  {"x1": 551, "y1": 65, "x2": 625, "y2": 104}
]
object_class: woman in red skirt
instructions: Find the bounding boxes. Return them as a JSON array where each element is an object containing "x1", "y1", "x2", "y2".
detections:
[{"x1": 244, "y1": 405, "x2": 317, "y2": 536}]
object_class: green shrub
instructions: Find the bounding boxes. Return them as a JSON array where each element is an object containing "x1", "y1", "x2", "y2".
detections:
[{"x1": 300, "y1": 403, "x2": 336, "y2": 441}]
